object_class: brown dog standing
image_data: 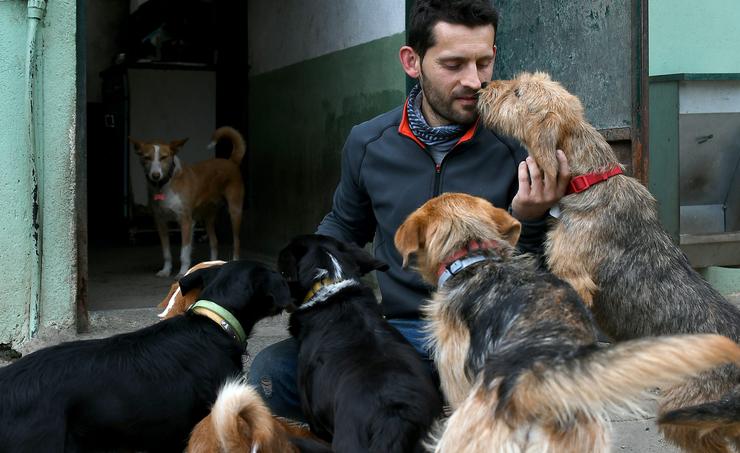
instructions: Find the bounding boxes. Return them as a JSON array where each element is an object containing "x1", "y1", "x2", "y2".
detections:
[
  {"x1": 478, "y1": 72, "x2": 740, "y2": 452},
  {"x1": 130, "y1": 126, "x2": 245, "y2": 278},
  {"x1": 395, "y1": 193, "x2": 740, "y2": 453}
]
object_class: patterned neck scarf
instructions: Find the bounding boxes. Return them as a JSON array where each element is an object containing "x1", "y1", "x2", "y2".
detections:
[{"x1": 406, "y1": 84, "x2": 467, "y2": 146}]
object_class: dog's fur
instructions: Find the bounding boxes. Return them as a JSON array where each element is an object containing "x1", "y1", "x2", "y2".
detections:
[
  {"x1": 130, "y1": 126, "x2": 245, "y2": 278},
  {"x1": 187, "y1": 379, "x2": 331, "y2": 453},
  {"x1": 394, "y1": 193, "x2": 740, "y2": 453},
  {"x1": 277, "y1": 234, "x2": 444, "y2": 452},
  {"x1": 478, "y1": 71, "x2": 740, "y2": 452},
  {"x1": 157, "y1": 260, "x2": 226, "y2": 319},
  {"x1": 0, "y1": 260, "x2": 290, "y2": 452}
]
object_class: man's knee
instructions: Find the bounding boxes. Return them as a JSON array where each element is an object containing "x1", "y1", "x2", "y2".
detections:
[{"x1": 247, "y1": 339, "x2": 298, "y2": 399}]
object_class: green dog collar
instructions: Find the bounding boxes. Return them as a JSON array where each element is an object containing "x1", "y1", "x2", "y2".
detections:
[{"x1": 189, "y1": 300, "x2": 247, "y2": 348}]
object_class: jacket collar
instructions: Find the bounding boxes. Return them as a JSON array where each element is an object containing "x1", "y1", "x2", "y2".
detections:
[{"x1": 398, "y1": 97, "x2": 479, "y2": 149}]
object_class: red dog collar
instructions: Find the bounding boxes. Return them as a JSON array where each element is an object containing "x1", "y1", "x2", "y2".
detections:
[
  {"x1": 566, "y1": 166, "x2": 623, "y2": 195},
  {"x1": 437, "y1": 240, "x2": 504, "y2": 279}
]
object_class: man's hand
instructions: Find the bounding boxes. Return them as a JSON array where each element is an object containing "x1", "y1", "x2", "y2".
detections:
[{"x1": 510, "y1": 150, "x2": 570, "y2": 221}]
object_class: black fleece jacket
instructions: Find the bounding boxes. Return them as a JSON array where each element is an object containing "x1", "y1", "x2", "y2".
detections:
[{"x1": 317, "y1": 105, "x2": 550, "y2": 319}]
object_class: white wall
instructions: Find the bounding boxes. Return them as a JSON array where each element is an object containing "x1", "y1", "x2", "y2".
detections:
[{"x1": 248, "y1": 0, "x2": 405, "y2": 75}]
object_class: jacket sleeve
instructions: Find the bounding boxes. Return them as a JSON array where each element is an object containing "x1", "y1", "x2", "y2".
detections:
[
  {"x1": 316, "y1": 127, "x2": 377, "y2": 247},
  {"x1": 516, "y1": 216, "x2": 550, "y2": 256}
]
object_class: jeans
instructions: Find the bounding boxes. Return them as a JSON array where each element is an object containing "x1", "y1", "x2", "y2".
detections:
[{"x1": 246, "y1": 318, "x2": 435, "y2": 423}]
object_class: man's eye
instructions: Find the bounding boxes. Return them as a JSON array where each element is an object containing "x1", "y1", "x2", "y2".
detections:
[{"x1": 444, "y1": 64, "x2": 460, "y2": 70}]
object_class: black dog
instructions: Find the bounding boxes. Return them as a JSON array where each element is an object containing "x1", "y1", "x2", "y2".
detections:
[
  {"x1": 0, "y1": 260, "x2": 291, "y2": 453},
  {"x1": 278, "y1": 234, "x2": 444, "y2": 453}
]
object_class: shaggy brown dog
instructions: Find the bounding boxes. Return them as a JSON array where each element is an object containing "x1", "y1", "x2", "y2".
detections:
[
  {"x1": 394, "y1": 193, "x2": 740, "y2": 453},
  {"x1": 187, "y1": 380, "x2": 330, "y2": 453},
  {"x1": 477, "y1": 71, "x2": 740, "y2": 452}
]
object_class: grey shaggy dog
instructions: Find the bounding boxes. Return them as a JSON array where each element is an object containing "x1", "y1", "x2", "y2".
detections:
[{"x1": 477, "y1": 71, "x2": 740, "y2": 453}]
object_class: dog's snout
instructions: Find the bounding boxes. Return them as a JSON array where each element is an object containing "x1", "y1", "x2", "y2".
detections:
[{"x1": 150, "y1": 171, "x2": 162, "y2": 181}]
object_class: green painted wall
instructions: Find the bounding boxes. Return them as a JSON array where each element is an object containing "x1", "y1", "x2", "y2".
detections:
[
  {"x1": 650, "y1": 0, "x2": 740, "y2": 75},
  {"x1": 0, "y1": 0, "x2": 80, "y2": 345},
  {"x1": 246, "y1": 33, "x2": 406, "y2": 255}
]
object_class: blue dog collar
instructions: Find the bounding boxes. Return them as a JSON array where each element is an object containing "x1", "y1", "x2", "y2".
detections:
[{"x1": 438, "y1": 255, "x2": 490, "y2": 288}]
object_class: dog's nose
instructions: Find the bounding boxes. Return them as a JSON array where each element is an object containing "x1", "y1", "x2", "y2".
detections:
[{"x1": 150, "y1": 172, "x2": 161, "y2": 181}]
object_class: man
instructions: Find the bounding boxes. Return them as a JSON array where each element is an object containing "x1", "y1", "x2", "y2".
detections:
[{"x1": 249, "y1": 0, "x2": 570, "y2": 421}]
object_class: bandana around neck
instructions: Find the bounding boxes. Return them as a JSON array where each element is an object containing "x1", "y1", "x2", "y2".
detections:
[{"x1": 406, "y1": 84, "x2": 466, "y2": 146}]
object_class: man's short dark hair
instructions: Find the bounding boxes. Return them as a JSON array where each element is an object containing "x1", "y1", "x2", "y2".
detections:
[{"x1": 408, "y1": 0, "x2": 499, "y2": 58}]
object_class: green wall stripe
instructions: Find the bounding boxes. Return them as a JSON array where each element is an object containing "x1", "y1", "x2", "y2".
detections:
[{"x1": 246, "y1": 33, "x2": 406, "y2": 255}]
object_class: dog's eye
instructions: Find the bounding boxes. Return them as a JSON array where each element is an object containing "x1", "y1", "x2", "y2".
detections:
[{"x1": 514, "y1": 88, "x2": 522, "y2": 98}]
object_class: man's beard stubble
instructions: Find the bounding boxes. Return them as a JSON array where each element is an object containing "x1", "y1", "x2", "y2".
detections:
[{"x1": 418, "y1": 71, "x2": 478, "y2": 127}]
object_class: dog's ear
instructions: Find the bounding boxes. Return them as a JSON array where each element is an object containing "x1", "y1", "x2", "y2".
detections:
[
  {"x1": 179, "y1": 266, "x2": 222, "y2": 294},
  {"x1": 394, "y1": 213, "x2": 427, "y2": 269},
  {"x1": 277, "y1": 242, "x2": 306, "y2": 281},
  {"x1": 261, "y1": 271, "x2": 294, "y2": 311},
  {"x1": 157, "y1": 282, "x2": 179, "y2": 309},
  {"x1": 490, "y1": 207, "x2": 522, "y2": 246},
  {"x1": 129, "y1": 137, "x2": 146, "y2": 155},
  {"x1": 340, "y1": 241, "x2": 389, "y2": 275},
  {"x1": 529, "y1": 112, "x2": 561, "y2": 180},
  {"x1": 169, "y1": 138, "x2": 189, "y2": 152}
]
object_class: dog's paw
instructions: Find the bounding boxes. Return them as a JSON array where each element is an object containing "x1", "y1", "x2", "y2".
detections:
[{"x1": 156, "y1": 268, "x2": 171, "y2": 278}]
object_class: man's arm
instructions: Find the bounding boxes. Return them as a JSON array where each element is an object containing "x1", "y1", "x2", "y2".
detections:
[{"x1": 316, "y1": 127, "x2": 376, "y2": 247}]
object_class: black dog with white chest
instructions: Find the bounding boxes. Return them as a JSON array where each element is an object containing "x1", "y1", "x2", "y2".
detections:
[
  {"x1": 278, "y1": 234, "x2": 444, "y2": 453},
  {"x1": 0, "y1": 260, "x2": 291, "y2": 453}
]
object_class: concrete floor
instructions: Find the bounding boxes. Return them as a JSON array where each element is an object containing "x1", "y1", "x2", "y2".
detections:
[{"x1": 7, "y1": 243, "x2": 740, "y2": 451}]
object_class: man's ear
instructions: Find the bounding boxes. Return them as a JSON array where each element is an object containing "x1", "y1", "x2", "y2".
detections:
[
  {"x1": 399, "y1": 46, "x2": 421, "y2": 79},
  {"x1": 394, "y1": 214, "x2": 427, "y2": 268},
  {"x1": 178, "y1": 266, "x2": 221, "y2": 294}
]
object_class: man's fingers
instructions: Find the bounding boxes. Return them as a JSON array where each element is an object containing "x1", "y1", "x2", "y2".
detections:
[
  {"x1": 517, "y1": 161, "x2": 531, "y2": 198},
  {"x1": 555, "y1": 149, "x2": 571, "y2": 194},
  {"x1": 526, "y1": 157, "x2": 543, "y2": 197}
]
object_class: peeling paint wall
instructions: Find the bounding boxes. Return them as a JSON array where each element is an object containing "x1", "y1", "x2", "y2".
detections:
[{"x1": 0, "y1": 0, "x2": 79, "y2": 345}]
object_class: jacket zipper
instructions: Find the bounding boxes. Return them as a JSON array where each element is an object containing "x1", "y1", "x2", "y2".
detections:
[
  {"x1": 430, "y1": 144, "x2": 464, "y2": 196},
  {"x1": 433, "y1": 163, "x2": 442, "y2": 196}
]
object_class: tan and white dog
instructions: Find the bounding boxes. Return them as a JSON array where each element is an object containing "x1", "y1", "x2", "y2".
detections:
[{"x1": 130, "y1": 126, "x2": 245, "y2": 278}]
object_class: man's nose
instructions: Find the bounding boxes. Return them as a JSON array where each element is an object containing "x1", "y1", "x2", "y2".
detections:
[{"x1": 460, "y1": 64, "x2": 482, "y2": 90}]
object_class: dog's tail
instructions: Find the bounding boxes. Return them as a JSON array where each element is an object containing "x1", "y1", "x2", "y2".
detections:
[
  {"x1": 209, "y1": 126, "x2": 246, "y2": 165},
  {"x1": 188, "y1": 380, "x2": 296, "y2": 453},
  {"x1": 658, "y1": 387, "x2": 740, "y2": 433},
  {"x1": 513, "y1": 334, "x2": 740, "y2": 422}
]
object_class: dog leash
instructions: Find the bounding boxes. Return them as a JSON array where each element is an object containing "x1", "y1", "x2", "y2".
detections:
[{"x1": 188, "y1": 300, "x2": 247, "y2": 349}]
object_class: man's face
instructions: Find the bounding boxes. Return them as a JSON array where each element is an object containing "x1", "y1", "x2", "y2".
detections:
[{"x1": 418, "y1": 22, "x2": 496, "y2": 127}]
